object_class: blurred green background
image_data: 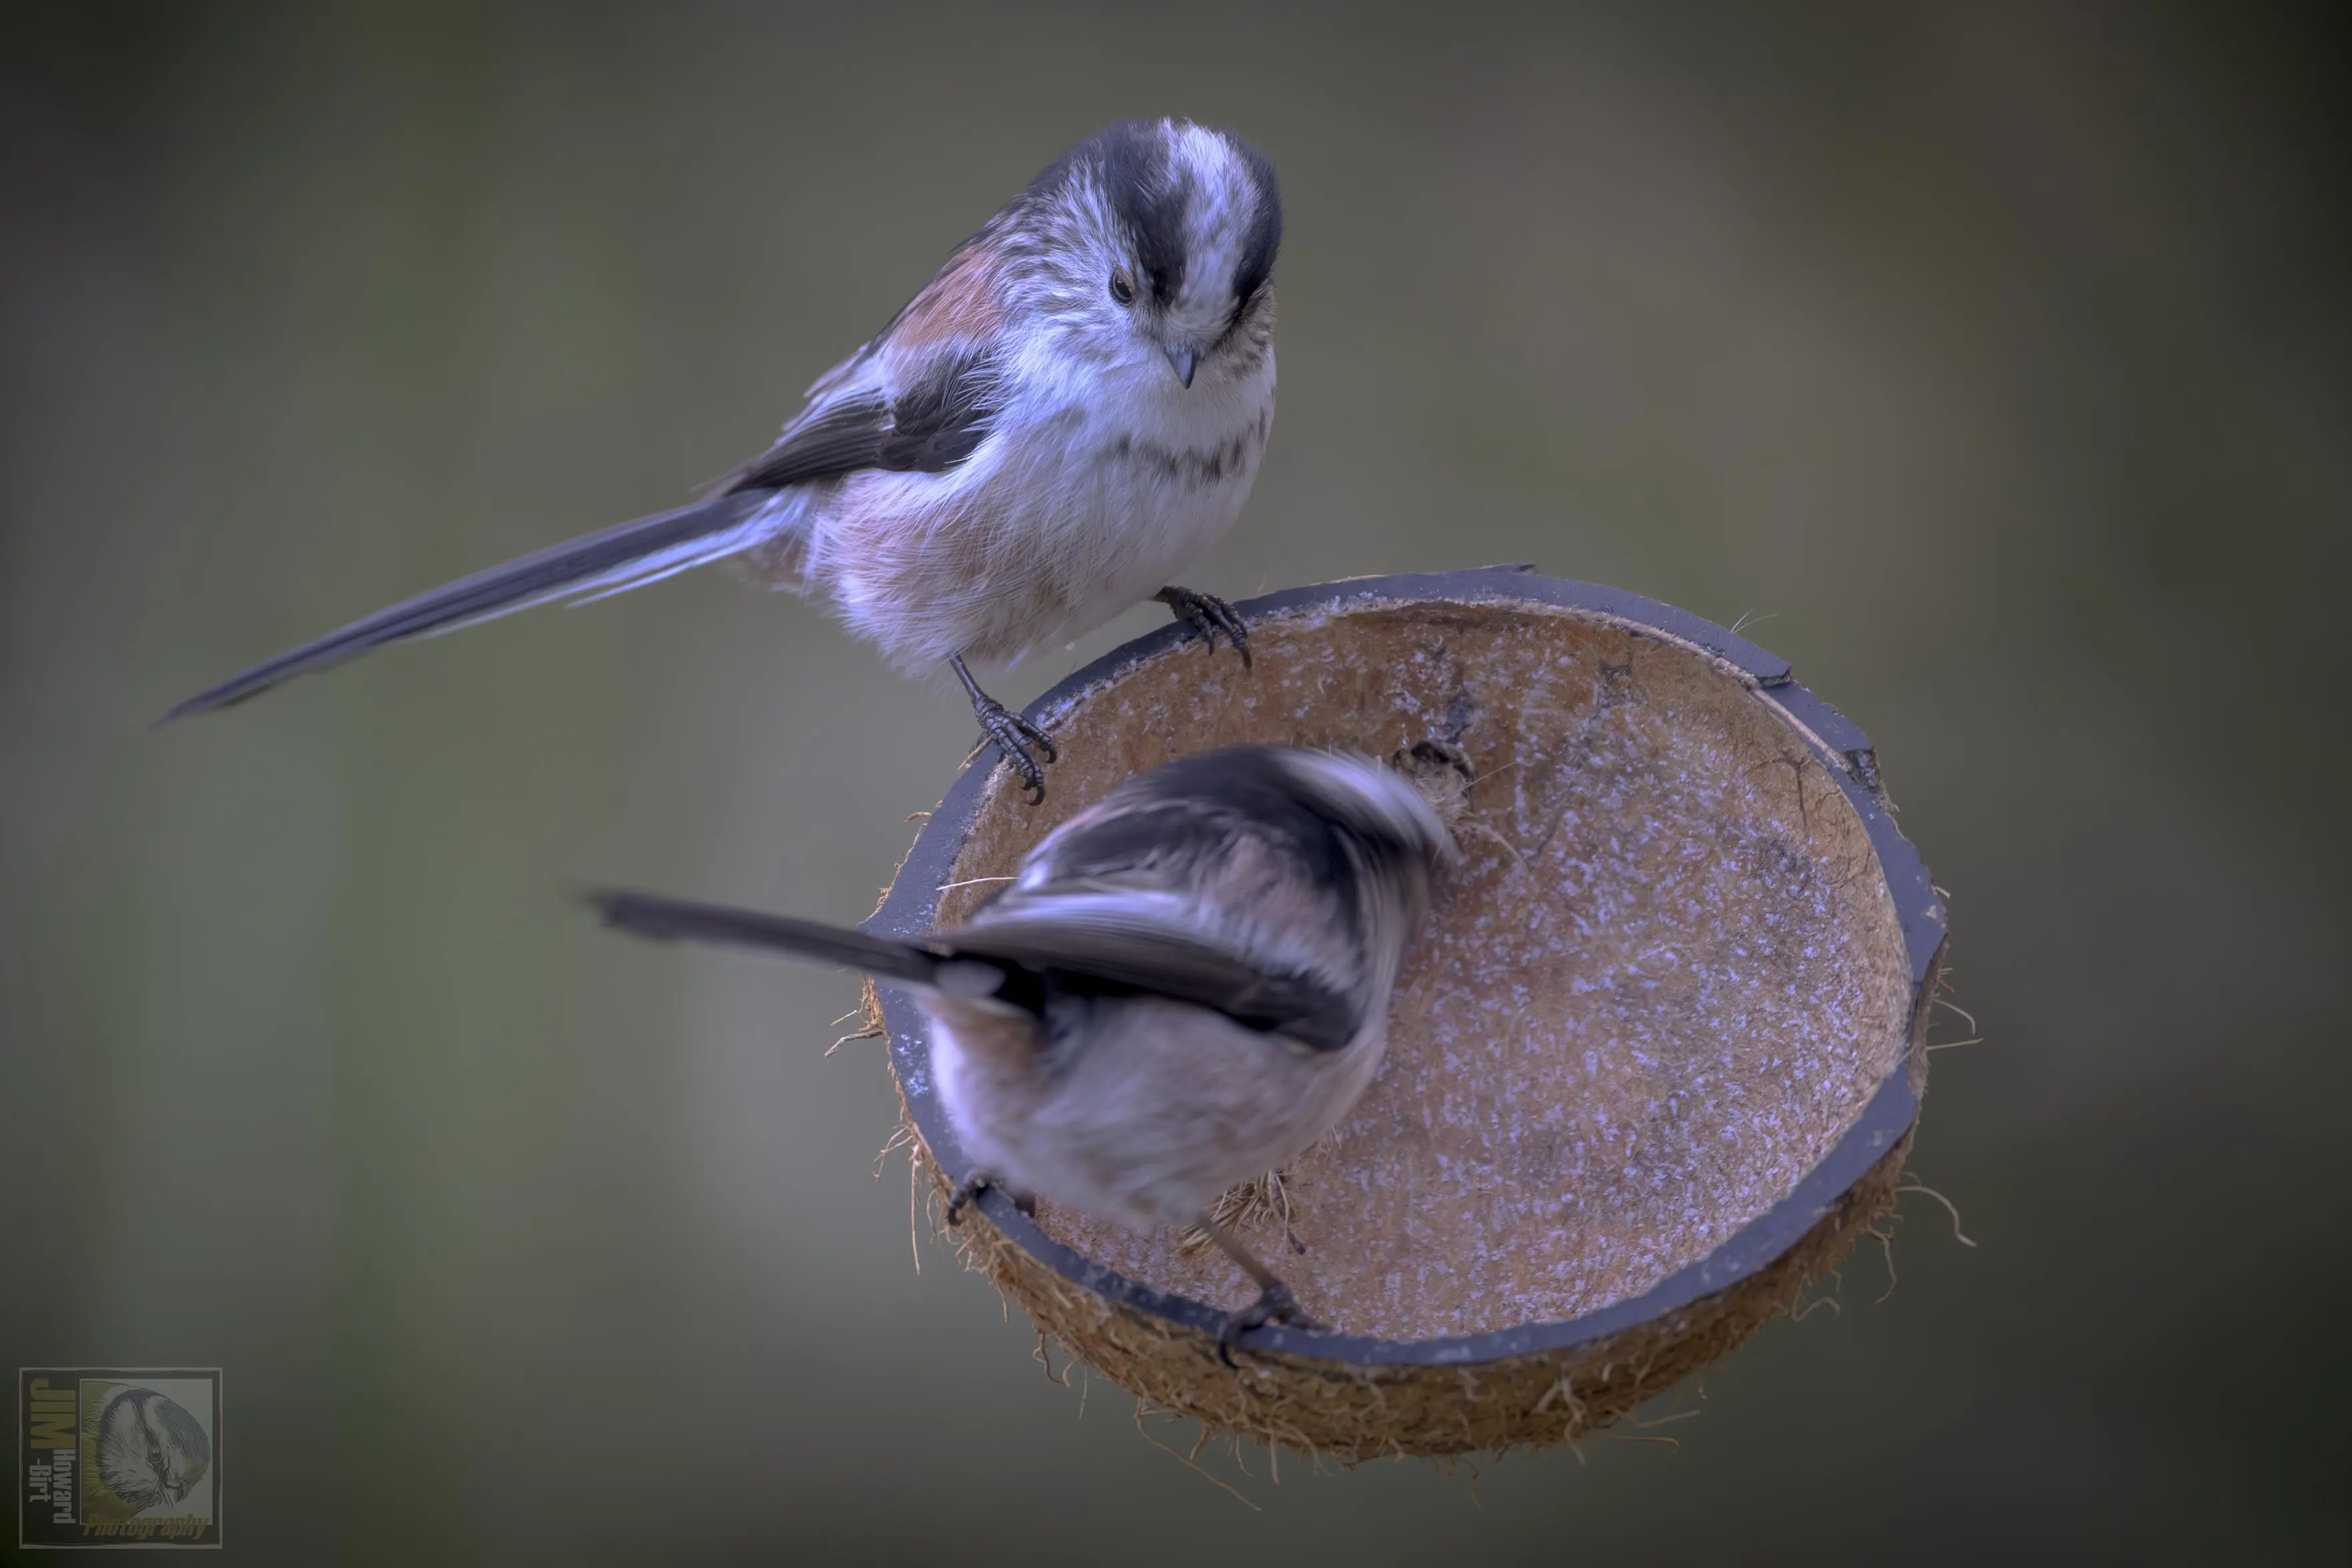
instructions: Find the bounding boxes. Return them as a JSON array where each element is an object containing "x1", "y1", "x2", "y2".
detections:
[{"x1": 4, "y1": 2, "x2": 2346, "y2": 1561}]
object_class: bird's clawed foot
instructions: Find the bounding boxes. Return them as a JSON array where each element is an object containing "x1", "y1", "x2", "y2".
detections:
[
  {"x1": 950, "y1": 653, "x2": 1056, "y2": 803},
  {"x1": 1192, "y1": 1211, "x2": 1318, "y2": 1367},
  {"x1": 1156, "y1": 586, "x2": 1252, "y2": 669},
  {"x1": 1215, "y1": 1278, "x2": 1320, "y2": 1369},
  {"x1": 946, "y1": 1173, "x2": 1036, "y2": 1228},
  {"x1": 973, "y1": 697, "x2": 1056, "y2": 803}
]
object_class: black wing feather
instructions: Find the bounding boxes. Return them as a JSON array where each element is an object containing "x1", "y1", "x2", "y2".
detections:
[
  {"x1": 875, "y1": 347, "x2": 1001, "y2": 471},
  {"x1": 714, "y1": 393, "x2": 892, "y2": 494},
  {"x1": 719, "y1": 347, "x2": 1000, "y2": 493},
  {"x1": 945, "y1": 909, "x2": 1360, "y2": 1049}
]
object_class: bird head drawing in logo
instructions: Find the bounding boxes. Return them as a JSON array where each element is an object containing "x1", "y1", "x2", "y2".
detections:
[{"x1": 87, "y1": 1385, "x2": 212, "y2": 1519}]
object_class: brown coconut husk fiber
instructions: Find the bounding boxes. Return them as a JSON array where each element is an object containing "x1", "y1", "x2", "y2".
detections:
[{"x1": 867, "y1": 569, "x2": 1946, "y2": 1460}]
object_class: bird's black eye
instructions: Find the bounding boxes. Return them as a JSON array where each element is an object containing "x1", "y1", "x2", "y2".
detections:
[{"x1": 1108, "y1": 269, "x2": 1136, "y2": 306}]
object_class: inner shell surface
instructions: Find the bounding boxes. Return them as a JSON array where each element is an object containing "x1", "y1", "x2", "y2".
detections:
[{"x1": 933, "y1": 599, "x2": 1913, "y2": 1342}]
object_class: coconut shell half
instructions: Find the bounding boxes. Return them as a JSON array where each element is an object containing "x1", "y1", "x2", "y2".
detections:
[{"x1": 867, "y1": 567, "x2": 1946, "y2": 1459}]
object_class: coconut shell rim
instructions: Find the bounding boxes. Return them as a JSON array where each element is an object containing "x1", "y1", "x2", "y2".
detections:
[{"x1": 866, "y1": 565, "x2": 1947, "y2": 1369}]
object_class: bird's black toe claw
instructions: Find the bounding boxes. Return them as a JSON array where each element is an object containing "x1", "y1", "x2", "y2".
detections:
[
  {"x1": 1156, "y1": 586, "x2": 1253, "y2": 669},
  {"x1": 946, "y1": 1173, "x2": 1036, "y2": 1227},
  {"x1": 950, "y1": 653, "x2": 1056, "y2": 805},
  {"x1": 972, "y1": 698, "x2": 1056, "y2": 803},
  {"x1": 1214, "y1": 1279, "x2": 1319, "y2": 1369}
]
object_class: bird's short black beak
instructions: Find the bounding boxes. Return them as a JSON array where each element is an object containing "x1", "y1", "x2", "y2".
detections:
[{"x1": 1166, "y1": 344, "x2": 1197, "y2": 389}]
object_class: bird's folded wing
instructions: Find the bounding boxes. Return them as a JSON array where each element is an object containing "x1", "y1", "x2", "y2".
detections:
[
  {"x1": 720, "y1": 345, "x2": 1002, "y2": 493},
  {"x1": 946, "y1": 904, "x2": 1361, "y2": 1051}
]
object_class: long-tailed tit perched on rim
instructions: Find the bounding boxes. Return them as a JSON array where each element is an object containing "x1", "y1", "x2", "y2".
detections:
[
  {"x1": 586, "y1": 745, "x2": 1455, "y2": 1361},
  {"x1": 163, "y1": 119, "x2": 1282, "y2": 801}
]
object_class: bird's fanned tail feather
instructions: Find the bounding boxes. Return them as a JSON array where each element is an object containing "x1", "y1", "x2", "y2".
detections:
[{"x1": 160, "y1": 489, "x2": 782, "y2": 722}]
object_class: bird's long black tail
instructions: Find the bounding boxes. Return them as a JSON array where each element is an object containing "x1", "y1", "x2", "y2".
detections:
[
  {"x1": 161, "y1": 489, "x2": 780, "y2": 722},
  {"x1": 582, "y1": 889, "x2": 962, "y2": 995}
]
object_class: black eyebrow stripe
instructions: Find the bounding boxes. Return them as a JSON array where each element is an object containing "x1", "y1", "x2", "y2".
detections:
[
  {"x1": 1231, "y1": 137, "x2": 1283, "y2": 303},
  {"x1": 1098, "y1": 122, "x2": 1187, "y2": 304}
]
